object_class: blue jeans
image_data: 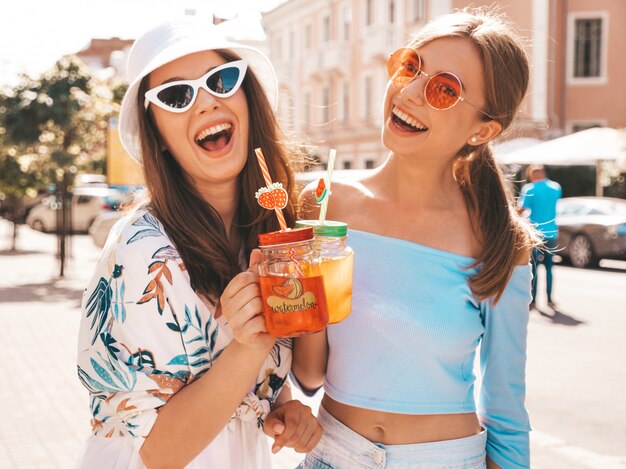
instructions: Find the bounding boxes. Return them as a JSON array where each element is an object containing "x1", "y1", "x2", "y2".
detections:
[
  {"x1": 531, "y1": 238, "x2": 558, "y2": 303},
  {"x1": 299, "y1": 406, "x2": 487, "y2": 469}
]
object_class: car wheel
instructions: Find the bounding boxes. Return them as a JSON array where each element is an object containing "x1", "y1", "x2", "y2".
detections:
[
  {"x1": 570, "y1": 234, "x2": 598, "y2": 268},
  {"x1": 31, "y1": 219, "x2": 46, "y2": 232}
]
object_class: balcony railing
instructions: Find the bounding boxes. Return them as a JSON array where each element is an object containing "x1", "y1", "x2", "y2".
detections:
[{"x1": 362, "y1": 25, "x2": 399, "y2": 62}]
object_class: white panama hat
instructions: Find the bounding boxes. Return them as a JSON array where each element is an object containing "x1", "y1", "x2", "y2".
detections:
[{"x1": 118, "y1": 16, "x2": 278, "y2": 163}]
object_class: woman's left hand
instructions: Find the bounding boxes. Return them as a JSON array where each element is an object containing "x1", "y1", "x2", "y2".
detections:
[{"x1": 263, "y1": 400, "x2": 323, "y2": 454}]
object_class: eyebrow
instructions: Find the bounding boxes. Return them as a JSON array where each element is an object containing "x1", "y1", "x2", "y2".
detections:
[
  {"x1": 420, "y1": 54, "x2": 469, "y2": 92},
  {"x1": 159, "y1": 66, "x2": 219, "y2": 86}
]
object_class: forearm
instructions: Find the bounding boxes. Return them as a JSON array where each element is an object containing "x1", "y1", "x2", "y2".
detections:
[
  {"x1": 292, "y1": 330, "x2": 328, "y2": 392},
  {"x1": 140, "y1": 341, "x2": 272, "y2": 469}
]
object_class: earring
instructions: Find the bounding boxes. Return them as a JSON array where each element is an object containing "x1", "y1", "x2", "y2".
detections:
[{"x1": 470, "y1": 136, "x2": 478, "y2": 143}]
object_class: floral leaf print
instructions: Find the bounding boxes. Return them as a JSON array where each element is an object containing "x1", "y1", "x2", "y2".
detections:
[
  {"x1": 167, "y1": 354, "x2": 189, "y2": 366},
  {"x1": 86, "y1": 278, "x2": 112, "y2": 345},
  {"x1": 152, "y1": 245, "x2": 180, "y2": 261},
  {"x1": 125, "y1": 349, "x2": 155, "y2": 372},
  {"x1": 112, "y1": 264, "x2": 124, "y2": 278},
  {"x1": 100, "y1": 332, "x2": 120, "y2": 358},
  {"x1": 127, "y1": 213, "x2": 163, "y2": 244},
  {"x1": 151, "y1": 373, "x2": 185, "y2": 393},
  {"x1": 78, "y1": 351, "x2": 137, "y2": 395},
  {"x1": 137, "y1": 260, "x2": 173, "y2": 315},
  {"x1": 116, "y1": 398, "x2": 138, "y2": 414}
]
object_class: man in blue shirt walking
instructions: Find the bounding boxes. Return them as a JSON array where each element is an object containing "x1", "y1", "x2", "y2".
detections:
[{"x1": 518, "y1": 165, "x2": 562, "y2": 309}]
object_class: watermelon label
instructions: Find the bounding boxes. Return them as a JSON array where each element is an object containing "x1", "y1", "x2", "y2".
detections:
[{"x1": 260, "y1": 275, "x2": 325, "y2": 314}]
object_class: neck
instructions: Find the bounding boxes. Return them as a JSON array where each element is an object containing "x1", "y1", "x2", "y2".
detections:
[
  {"x1": 192, "y1": 178, "x2": 239, "y2": 235},
  {"x1": 375, "y1": 152, "x2": 464, "y2": 210}
]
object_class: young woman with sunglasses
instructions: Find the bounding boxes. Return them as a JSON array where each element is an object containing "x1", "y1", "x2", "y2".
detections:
[
  {"x1": 76, "y1": 17, "x2": 322, "y2": 469},
  {"x1": 295, "y1": 9, "x2": 538, "y2": 469}
]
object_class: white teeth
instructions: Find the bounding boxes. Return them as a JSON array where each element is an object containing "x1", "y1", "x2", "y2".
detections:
[
  {"x1": 195, "y1": 123, "x2": 232, "y2": 141},
  {"x1": 392, "y1": 107, "x2": 427, "y2": 130}
]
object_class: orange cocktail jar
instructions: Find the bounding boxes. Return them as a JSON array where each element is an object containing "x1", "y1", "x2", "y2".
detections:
[
  {"x1": 295, "y1": 221, "x2": 354, "y2": 324},
  {"x1": 258, "y1": 227, "x2": 329, "y2": 338}
]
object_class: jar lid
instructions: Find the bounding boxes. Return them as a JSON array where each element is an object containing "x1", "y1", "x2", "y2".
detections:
[
  {"x1": 295, "y1": 220, "x2": 348, "y2": 237},
  {"x1": 258, "y1": 227, "x2": 314, "y2": 246}
]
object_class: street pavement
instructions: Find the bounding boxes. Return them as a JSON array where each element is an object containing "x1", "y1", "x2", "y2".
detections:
[{"x1": 0, "y1": 219, "x2": 625, "y2": 468}]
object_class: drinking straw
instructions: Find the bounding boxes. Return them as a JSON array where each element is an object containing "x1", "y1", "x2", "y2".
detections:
[
  {"x1": 254, "y1": 147, "x2": 288, "y2": 231},
  {"x1": 319, "y1": 148, "x2": 336, "y2": 224}
]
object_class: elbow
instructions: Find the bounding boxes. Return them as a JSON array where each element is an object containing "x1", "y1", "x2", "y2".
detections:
[
  {"x1": 140, "y1": 443, "x2": 184, "y2": 469},
  {"x1": 291, "y1": 365, "x2": 325, "y2": 395}
]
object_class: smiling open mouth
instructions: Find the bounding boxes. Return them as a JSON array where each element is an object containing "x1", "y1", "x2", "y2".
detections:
[
  {"x1": 392, "y1": 107, "x2": 428, "y2": 133},
  {"x1": 194, "y1": 123, "x2": 234, "y2": 152}
]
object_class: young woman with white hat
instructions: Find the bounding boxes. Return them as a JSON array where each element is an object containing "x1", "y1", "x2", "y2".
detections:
[{"x1": 76, "y1": 16, "x2": 321, "y2": 469}]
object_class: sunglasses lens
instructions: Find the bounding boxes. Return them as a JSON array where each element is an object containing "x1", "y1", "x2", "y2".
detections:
[
  {"x1": 207, "y1": 66, "x2": 241, "y2": 95},
  {"x1": 425, "y1": 73, "x2": 461, "y2": 110},
  {"x1": 387, "y1": 48, "x2": 421, "y2": 85},
  {"x1": 156, "y1": 85, "x2": 194, "y2": 109}
]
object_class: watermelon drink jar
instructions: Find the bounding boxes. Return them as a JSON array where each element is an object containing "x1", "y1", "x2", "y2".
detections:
[
  {"x1": 295, "y1": 220, "x2": 354, "y2": 324},
  {"x1": 258, "y1": 227, "x2": 329, "y2": 338}
]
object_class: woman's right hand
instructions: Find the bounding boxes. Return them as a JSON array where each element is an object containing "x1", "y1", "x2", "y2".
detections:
[{"x1": 220, "y1": 249, "x2": 275, "y2": 351}]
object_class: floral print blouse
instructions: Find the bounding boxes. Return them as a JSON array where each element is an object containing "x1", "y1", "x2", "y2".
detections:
[{"x1": 76, "y1": 208, "x2": 292, "y2": 459}]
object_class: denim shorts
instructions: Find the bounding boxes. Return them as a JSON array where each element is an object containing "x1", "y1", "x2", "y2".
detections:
[{"x1": 300, "y1": 406, "x2": 487, "y2": 469}]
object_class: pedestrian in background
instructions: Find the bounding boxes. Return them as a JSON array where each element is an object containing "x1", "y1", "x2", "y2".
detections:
[
  {"x1": 294, "y1": 8, "x2": 538, "y2": 469},
  {"x1": 76, "y1": 17, "x2": 321, "y2": 469},
  {"x1": 518, "y1": 164, "x2": 562, "y2": 309}
]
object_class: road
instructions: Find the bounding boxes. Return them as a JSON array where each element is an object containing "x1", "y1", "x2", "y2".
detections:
[{"x1": 0, "y1": 220, "x2": 624, "y2": 468}]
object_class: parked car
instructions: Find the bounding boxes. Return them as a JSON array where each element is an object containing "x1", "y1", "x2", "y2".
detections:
[
  {"x1": 556, "y1": 197, "x2": 626, "y2": 268},
  {"x1": 89, "y1": 210, "x2": 126, "y2": 247},
  {"x1": 26, "y1": 187, "x2": 130, "y2": 233}
]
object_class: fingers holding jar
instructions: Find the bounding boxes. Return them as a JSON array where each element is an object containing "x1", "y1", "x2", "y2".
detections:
[{"x1": 221, "y1": 270, "x2": 275, "y2": 351}]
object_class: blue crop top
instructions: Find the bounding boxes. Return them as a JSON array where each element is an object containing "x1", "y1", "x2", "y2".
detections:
[{"x1": 324, "y1": 230, "x2": 532, "y2": 468}]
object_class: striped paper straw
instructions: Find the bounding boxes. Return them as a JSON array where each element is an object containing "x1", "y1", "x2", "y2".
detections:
[{"x1": 254, "y1": 148, "x2": 288, "y2": 231}]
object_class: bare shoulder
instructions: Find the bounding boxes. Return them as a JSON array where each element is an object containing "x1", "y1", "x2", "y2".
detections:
[{"x1": 297, "y1": 172, "x2": 375, "y2": 220}]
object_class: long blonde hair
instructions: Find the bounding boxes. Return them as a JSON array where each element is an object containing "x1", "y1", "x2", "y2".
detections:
[{"x1": 410, "y1": 9, "x2": 538, "y2": 302}]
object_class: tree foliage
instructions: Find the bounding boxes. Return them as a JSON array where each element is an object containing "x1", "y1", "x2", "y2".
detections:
[
  {"x1": 0, "y1": 55, "x2": 119, "y2": 194},
  {"x1": 0, "y1": 55, "x2": 120, "y2": 249}
]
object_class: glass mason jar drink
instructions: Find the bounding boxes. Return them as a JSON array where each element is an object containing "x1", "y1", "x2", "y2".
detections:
[
  {"x1": 295, "y1": 221, "x2": 354, "y2": 324},
  {"x1": 258, "y1": 227, "x2": 329, "y2": 338}
]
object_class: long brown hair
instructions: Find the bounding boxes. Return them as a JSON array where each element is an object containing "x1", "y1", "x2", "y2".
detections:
[
  {"x1": 410, "y1": 8, "x2": 538, "y2": 302},
  {"x1": 136, "y1": 50, "x2": 300, "y2": 303}
]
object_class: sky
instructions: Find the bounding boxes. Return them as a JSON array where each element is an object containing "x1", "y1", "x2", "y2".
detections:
[{"x1": 0, "y1": 0, "x2": 285, "y2": 87}]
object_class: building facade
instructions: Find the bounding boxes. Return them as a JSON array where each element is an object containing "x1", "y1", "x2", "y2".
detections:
[{"x1": 263, "y1": 0, "x2": 625, "y2": 168}]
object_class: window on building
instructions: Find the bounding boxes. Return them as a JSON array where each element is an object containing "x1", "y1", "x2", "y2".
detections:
[
  {"x1": 364, "y1": 76, "x2": 372, "y2": 118},
  {"x1": 389, "y1": 0, "x2": 395, "y2": 23},
  {"x1": 323, "y1": 15, "x2": 331, "y2": 42},
  {"x1": 274, "y1": 36, "x2": 282, "y2": 60},
  {"x1": 343, "y1": 82, "x2": 350, "y2": 122},
  {"x1": 366, "y1": 0, "x2": 373, "y2": 26},
  {"x1": 573, "y1": 18, "x2": 602, "y2": 78},
  {"x1": 305, "y1": 24, "x2": 312, "y2": 49},
  {"x1": 365, "y1": 159, "x2": 375, "y2": 169},
  {"x1": 322, "y1": 87, "x2": 330, "y2": 123},
  {"x1": 343, "y1": 161, "x2": 352, "y2": 170},
  {"x1": 304, "y1": 92, "x2": 311, "y2": 125},
  {"x1": 413, "y1": 0, "x2": 424, "y2": 21},
  {"x1": 343, "y1": 6, "x2": 351, "y2": 40}
]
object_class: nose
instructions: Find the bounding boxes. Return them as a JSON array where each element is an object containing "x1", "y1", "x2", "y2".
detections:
[
  {"x1": 194, "y1": 88, "x2": 220, "y2": 114},
  {"x1": 399, "y1": 74, "x2": 427, "y2": 107}
]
